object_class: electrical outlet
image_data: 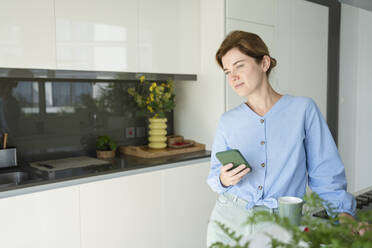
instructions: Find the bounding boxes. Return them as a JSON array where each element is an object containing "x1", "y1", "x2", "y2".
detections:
[
  {"x1": 136, "y1": 127, "x2": 146, "y2": 138},
  {"x1": 125, "y1": 127, "x2": 135, "y2": 138}
]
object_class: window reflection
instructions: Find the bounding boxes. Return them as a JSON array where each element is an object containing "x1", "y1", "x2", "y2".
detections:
[
  {"x1": 0, "y1": 76, "x2": 171, "y2": 160},
  {"x1": 13, "y1": 81, "x2": 39, "y2": 114},
  {"x1": 45, "y1": 82, "x2": 93, "y2": 113},
  {"x1": 0, "y1": 80, "x2": 23, "y2": 135},
  {"x1": 2, "y1": 80, "x2": 140, "y2": 117}
]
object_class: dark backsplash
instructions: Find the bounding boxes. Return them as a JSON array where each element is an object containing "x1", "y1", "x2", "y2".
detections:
[{"x1": 0, "y1": 74, "x2": 174, "y2": 163}]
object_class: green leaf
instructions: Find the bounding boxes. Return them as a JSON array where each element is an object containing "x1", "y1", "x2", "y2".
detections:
[
  {"x1": 96, "y1": 135, "x2": 117, "y2": 151},
  {"x1": 213, "y1": 193, "x2": 372, "y2": 248}
]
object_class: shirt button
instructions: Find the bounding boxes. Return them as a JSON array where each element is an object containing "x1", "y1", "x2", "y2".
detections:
[
  {"x1": 261, "y1": 163, "x2": 265, "y2": 168},
  {"x1": 260, "y1": 141, "x2": 265, "y2": 145},
  {"x1": 258, "y1": 186, "x2": 263, "y2": 190},
  {"x1": 260, "y1": 119, "x2": 264, "y2": 123}
]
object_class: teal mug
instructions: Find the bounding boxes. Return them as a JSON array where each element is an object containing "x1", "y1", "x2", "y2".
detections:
[{"x1": 278, "y1": 196, "x2": 304, "y2": 226}]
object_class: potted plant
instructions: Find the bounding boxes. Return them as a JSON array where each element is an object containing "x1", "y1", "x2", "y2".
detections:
[
  {"x1": 96, "y1": 135, "x2": 117, "y2": 159},
  {"x1": 127, "y1": 75, "x2": 176, "y2": 149}
]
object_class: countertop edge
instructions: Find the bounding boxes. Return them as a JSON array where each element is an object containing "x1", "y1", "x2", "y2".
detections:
[{"x1": 0, "y1": 156, "x2": 211, "y2": 199}]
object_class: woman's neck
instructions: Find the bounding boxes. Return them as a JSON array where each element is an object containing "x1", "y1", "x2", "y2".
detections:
[{"x1": 245, "y1": 84, "x2": 282, "y2": 117}]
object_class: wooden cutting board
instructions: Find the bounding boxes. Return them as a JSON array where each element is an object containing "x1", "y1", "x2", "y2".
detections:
[{"x1": 120, "y1": 140, "x2": 205, "y2": 158}]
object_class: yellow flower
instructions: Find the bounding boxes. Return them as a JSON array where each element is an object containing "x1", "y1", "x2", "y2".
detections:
[
  {"x1": 152, "y1": 82, "x2": 157, "y2": 88},
  {"x1": 149, "y1": 82, "x2": 157, "y2": 92},
  {"x1": 155, "y1": 86, "x2": 164, "y2": 95},
  {"x1": 128, "y1": 78, "x2": 175, "y2": 118}
]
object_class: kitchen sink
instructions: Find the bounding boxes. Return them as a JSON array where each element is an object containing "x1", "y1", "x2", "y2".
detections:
[{"x1": 0, "y1": 170, "x2": 42, "y2": 188}]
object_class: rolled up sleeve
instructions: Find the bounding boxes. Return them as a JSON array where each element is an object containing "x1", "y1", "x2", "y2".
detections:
[{"x1": 304, "y1": 99, "x2": 356, "y2": 216}]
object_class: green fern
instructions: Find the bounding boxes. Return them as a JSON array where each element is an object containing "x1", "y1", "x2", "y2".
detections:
[
  {"x1": 210, "y1": 193, "x2": 372, "y2": 248},
  {"x1": 210, "y1": 221, "x2": 250, "y2": 248}
]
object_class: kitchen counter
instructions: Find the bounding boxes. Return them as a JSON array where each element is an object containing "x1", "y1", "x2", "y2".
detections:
[{"x1": 0, "y1": 150, "x2": 211, "y2": 199}]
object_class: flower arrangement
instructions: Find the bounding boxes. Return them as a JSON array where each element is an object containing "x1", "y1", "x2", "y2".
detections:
[{"x1": 127, "y1": 75, "x2": 176, "y2": 118}]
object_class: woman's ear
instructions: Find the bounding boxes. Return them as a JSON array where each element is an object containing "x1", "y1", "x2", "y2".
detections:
[{"x1": 261, "y1": 55, "x2": 271, "y2": 72}]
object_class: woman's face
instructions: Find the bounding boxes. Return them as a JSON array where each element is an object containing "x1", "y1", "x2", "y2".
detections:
[{"x1": 221, "y1": 48, "x2": 268, "y2": 97}]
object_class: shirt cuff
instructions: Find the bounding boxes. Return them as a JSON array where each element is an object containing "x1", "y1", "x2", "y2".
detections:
[
  {"x1": 215, "y1": 177, "x2": 232, "y2": 194},
  {"x1": 325, "y1": 199, "x2": 356, "y2": 218}
]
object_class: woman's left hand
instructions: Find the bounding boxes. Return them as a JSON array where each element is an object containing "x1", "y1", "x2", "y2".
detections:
[{"x1": 338, "y1": 212, "x2": 371, "y2": 236}]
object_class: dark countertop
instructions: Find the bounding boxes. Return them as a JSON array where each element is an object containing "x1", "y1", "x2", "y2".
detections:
[{"x1": 0, "y1": 150, "x2": 211, "y2": 198}]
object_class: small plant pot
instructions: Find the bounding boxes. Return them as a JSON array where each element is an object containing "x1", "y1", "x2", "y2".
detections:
[{"x1": 96, "y1": 150, "x2": 116, "y2": 159}]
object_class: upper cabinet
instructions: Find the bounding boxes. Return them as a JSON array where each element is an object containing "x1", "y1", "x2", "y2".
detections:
[
  {"x1": 0, "y1": 0, "x2": 56, "y2": 69},
  {"x1": 55, "y1": 0, "x2": 138, "y2": 72},
  {"x1": 226, "y1": 0, "x2": 276, "y2": 26},
  {"x1": 138, "y1": 0, "x2": 200, "y2": 74},
  {"x1": 0, "y1": 0, "x2": 200, "y2": 74},
  {"x1": 55, "y1": 0, "x2": 200, "y2": 74}
]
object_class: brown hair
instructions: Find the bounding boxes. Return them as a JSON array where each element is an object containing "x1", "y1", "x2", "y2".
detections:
[{"x1": 216, "y1": 30, "x2": 277, "y2": 77}]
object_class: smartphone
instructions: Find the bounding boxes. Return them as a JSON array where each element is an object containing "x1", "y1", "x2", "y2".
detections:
[{"x1": 216, "y1": 149, "x2": 252, "y2": 172}]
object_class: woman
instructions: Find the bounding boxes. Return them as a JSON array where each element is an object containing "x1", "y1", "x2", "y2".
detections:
[{"x1": 206, "y1": 30, "x2": 356, "y2": 246}]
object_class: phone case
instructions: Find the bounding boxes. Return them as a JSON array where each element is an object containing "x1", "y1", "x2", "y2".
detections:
[{"x1": 216, "y1": 149, "x2": 252, "y2": 171}]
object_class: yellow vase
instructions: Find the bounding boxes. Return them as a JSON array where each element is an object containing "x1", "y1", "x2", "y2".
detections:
[{"x1": 148, "y1": 118, "x2": 167, "y2": 149}]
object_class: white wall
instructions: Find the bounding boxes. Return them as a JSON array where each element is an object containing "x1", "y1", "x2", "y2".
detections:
[
  {"x1": 275, "y1": 0, "x2": 328, "y2": 118},
  {"x1": 339, "y1": 4, "x2": 372, "y2": 193},
  {"x1": 173, "y1": 0, "x2": 225, "y2": 150},
  {"x1": 174, "y1": 0, "x2": 329, "y2": 152},
  {"x1": 225, "y1": 0, "x2": 276, "y2": 111},
  {"x1": 339, "y1": 4, "x2": 358, "y2": 193},
  {"x1": 223, "y1": 0, "x2": 328, "y2": 118},
  {"x1": 354, "y1": 7, "x2": 372, "y2": 193}
]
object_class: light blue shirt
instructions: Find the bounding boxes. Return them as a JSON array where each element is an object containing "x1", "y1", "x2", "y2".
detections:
[{"x1": 207, "y1": 94, "x2": 356, "y2": 216}]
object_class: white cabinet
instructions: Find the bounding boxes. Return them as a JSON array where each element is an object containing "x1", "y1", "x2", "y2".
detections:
[
  {"x1": 226, "y1": 0, "x2": 276, "y2": 26},
  {"x1": 0, "y1": 186, "x2": 80, "y2": 248},
  {"x1": 55, "y1": 0, "x2": 200, "y2": 74},
  {"x1": 138, "y1": 0, "x2": 200, "y2": 74},
  {"x1": 0, "y1": 161, "x2": 215, "y2": 248},
  {"x1": 79, "y1": 170, "x2": 163, "y2": 248},
  {"x1": 0, "y1": 0, "x2": 56, "y2": 69},
  {"x1": 55, "y1": 0, "x2": 138, "y2": 72},
  {"x1": 79, "y1": 161, "x2": 216, "y2": 248},
  {"x1": 0, "y1": 0, "x2": 200, "y2": 74},
  {"x1": 162, "y1": 162, "x2": 216, "y2": 248}
]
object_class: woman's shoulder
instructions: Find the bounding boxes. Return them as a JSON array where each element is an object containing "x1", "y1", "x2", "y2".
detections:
[
  {"x1": 215, "y1": 104, "x2": 246, "y2": 128},
  {"x1": 220, "y1": 103, "x2": 246, "y2": 119},
  {"x1": 285, "y1": 94, "x2": 317, "y2": 109}
]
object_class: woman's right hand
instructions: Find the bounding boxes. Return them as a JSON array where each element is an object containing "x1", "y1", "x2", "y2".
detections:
[{"x1": 219, "y1": 163, "x2": 251, "y2": 187}]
